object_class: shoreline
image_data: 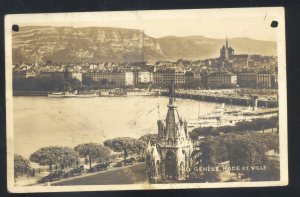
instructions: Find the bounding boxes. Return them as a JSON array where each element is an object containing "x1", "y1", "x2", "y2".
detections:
[{"x1": 13, "y1": 90, "x2": 278, "y2": 108}]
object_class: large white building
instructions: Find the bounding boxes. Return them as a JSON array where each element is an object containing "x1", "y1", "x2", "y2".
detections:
[
  {"x1": 138, "y1": 71, "x2": 151, "y2": 83},
  {"x1": 72, "y1": 73, "x2": 83, "y2": 82},
  {"x1": 84, "y1": 71, "x2": 134, "y2": 86}
]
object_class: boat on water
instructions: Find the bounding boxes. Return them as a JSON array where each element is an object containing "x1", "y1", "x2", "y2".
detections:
[
  {"x1": 187, "y1": 103, "x2": 226, "y2": 130},
  {"x1": 99, "y1": 88, "x2": 127, "y2": 97},
  {"x1": 187, "y1": 101, "x2": 278, "y2": 131},
  {"x1": 48, "y1": 91, "x2": 76, "y2": 98},
  {"x1": 48, "y1": 90, "x2": 99, "y2": 98},
  {"x1": 126, "y1": 91, "x2": 151, "y2": 96},
  {"x1": 126, "y1": 88, "x2": 159, "y2": 96}
]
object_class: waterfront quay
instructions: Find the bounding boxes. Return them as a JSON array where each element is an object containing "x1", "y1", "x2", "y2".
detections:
[{"x1": 160, "y1": 89, "x2": 278, "y2": 108}]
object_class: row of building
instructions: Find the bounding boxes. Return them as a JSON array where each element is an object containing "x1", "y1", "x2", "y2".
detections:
[
  {"x1": 14, "y1": 68, "x2": 277, "y2": 89},
  {"x1": 83, "y1": 70, "x2": 152, "y2": 86},
  {"x1": 207, "y1": 70, "x2": 277, "y2": 89}
]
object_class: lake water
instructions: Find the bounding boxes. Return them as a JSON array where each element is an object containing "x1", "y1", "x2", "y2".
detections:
[{"x1": 13, "y1": 96, "x2": 237, "y2": 159}]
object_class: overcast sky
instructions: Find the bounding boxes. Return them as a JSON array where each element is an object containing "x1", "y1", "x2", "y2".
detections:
[{"x1": 9, "y1": 7, "x2": 283, "y2": 41}]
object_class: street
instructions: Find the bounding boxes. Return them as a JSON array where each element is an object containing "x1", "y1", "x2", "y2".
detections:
[{"x1": 52, "y1": 163, "x2": 147, "y2": 185}]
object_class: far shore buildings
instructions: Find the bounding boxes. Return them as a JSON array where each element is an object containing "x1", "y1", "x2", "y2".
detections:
[
  {"x1": 13, "y1": 67, "x2": 277, "y2": 89},
  {"x1": 237, "y1": 70, "x2": 276, "y2": 89},
  {"x1": 12, "y1": 37, "x2": 277, "y2": 89}
]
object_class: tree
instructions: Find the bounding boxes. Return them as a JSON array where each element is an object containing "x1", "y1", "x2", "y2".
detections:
[
  {"x1": 223, "y1": 134, "x2": 269, "y2": 180},
  {"x1": 74, "y1": 143, "x2": 111, "y2": 169},
  {"x1": 132, "y1": 140, "x2": 147, "y2": 155},
  {"x1": 103, "y1": 137, "x2": 148, "y2": 161},
  {"x1": 191, "y1": 140, "x2": 222, "y2": 182},
  {"x1": 139, "y1": 134, "x2": 157, "y2": 144},
  {"x1": 235, "y1": 121, "x2": 254, "y2": 132},
  {"x1": 30, "y1": 146, "x2": 79, "y2": 172},
  {"x1": 13, "y1": 76, "x2": 66, "y2": 91},
  {"x1": 14, "y1": 154, "x2": 31, "y2": 178},
  {"x1": 59, "y1": 147, "x2": 80, "y2": 169}
]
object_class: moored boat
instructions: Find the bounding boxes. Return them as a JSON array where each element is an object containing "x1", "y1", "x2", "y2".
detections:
[
  {"x1": 48, "y1": 92, "x2": 76, "y2": 98},
  {"x1": 126, "y1": 91, "x2": 151, "y2": 96},
  {"x1": 48, "y1": 90, "x2": 99, "y2": 98}
]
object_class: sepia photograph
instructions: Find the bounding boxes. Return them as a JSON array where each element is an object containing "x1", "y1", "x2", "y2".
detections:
[{"x1": 5, "y1": 7, "x2": 287, "y2": 192}]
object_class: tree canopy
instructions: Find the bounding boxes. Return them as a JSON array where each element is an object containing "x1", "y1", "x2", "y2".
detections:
[
  {"x1": 14, "y1": 154, "x2": 31, "y2": 178},
  {"x1": 30, "y1": 146, "x2": 79, "y2": 172},
  {"x1": 139, "y1": 133, "x2": 158, "y2": 144},
  {"x1": 191, "y1": 133, "x2": 279, "y2": 182},
  {"x1": 189, "y1": 116, "x2": 279, "y2": 140},
  {"x1": 74, "y1": 143, "x2": 111, "y2": 169},
  {"x1": 103, "y1": 137, "x2": 146, "y2": 153}
]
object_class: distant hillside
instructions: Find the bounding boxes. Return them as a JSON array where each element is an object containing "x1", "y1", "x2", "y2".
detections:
[
  {"x1": 12, "y1": 26, "x2": 277, "y2": 64},
  {"x1": 158, "y1": 36, "x2": 277, "y2": 61}
]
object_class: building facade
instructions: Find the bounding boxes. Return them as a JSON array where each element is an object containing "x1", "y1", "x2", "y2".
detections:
[
  {"x1": 237, "y1": 71, "x2": 257, "y2": 88},
  {"x1": 83, "y1": 71, "x2": 134, "y2": 86},
  {"x1": 83, "y1": 71, "x2": 112, "y2": 83},
  {"x1": 256, "y1": 71, "x2": 276, "y2": 89},
  {"x1": 133, "y1": 70, "x2": 152, "y2": 84},
  {"x1": 207, "y1": 71, "x2": 237, "y2": 87},
  {"x1": 184, "y1": 71, "x2": 194, "y2": 84},
  {"x1": 153, "y1": 69, "x2": 185, "y2": 85},
  {"x1": 146, "y1": 84, "x2": 193, "y2": 183}
]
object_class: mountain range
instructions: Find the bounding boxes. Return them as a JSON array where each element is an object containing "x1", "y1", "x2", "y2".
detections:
[{"x1": 12, "y1": 26, "x2": 277, "y2": 64}]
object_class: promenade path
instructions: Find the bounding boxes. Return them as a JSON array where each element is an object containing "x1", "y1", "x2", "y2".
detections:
[{"x1": 51, "y1": 163, "x2": 147, "y2": 186}]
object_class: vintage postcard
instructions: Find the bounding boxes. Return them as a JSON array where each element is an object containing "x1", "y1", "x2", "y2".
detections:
[{"x1": 5, "y1": 7, "x2": 287, "y2": 192}]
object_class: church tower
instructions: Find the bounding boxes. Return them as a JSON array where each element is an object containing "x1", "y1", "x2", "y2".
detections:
[
  {"x1": 146, "y1": 83, "x2": 193, "y2": 183},
  {"x1": 225, "y1": 37, "x2": 229, "y2": 60},
  {"x1": 220, "y1": 37, "x2": 234, "y2": 60}
]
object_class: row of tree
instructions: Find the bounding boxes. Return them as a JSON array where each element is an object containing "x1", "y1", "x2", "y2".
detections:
[
  {"x1": 191, "y1": 132, "x2": 279, "y2": 182},
  {"x1": 189, "y1": 116, "x2": 279, "y2": 140},
  {"x1": 13, "y1": 77, "x2": 82, "y2": 91},
  {"x1": 28, "y1": 144, "x2": 110, "y2": 173},
  {"x1": 14, "y1": 134, "x2": 155, "y2": 178}
]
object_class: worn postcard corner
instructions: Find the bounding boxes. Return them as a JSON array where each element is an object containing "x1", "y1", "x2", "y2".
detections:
[{"x1": 5, "y1": 7, "x2": 287, "y2": 193}]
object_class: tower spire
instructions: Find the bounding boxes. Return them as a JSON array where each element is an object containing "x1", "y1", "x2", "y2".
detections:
[
  {"x1": 226, "y1": 36, "x2": 228, "y2": 49},
  {"x1": 169, "y1": 82, "x2": 175, "y2": 105}
]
